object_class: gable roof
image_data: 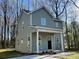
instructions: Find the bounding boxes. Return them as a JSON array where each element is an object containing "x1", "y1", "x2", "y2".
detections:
[
  {"x1": 32, "y1": 7, "x2": 54, "y2": 17},
  {"x1": 22, "y1": 6, "x2": 63, "y2": 22},
  {"x1": 22, "y1": 6, "x2": 54, "y2": 17}
]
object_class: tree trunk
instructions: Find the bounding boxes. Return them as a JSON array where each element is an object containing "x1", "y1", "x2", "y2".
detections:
[
  {"x1": 65, "y1": 7, "x2": 70, "y2": 50},
  {"x1": 4, "y1": 11, "x2": 7, "y2": 48}
]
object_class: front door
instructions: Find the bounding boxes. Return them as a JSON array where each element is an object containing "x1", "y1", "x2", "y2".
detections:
[{"x1": 48, "y1": 40, "x2": 52, "y2": 49}]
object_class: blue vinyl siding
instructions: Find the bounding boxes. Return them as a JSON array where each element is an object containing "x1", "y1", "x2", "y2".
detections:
[{"x1": 32, "y1": 8, "x2": 63, "y2": 29}]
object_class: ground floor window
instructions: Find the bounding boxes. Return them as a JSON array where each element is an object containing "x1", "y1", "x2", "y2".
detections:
[{"x1": 27, "y1": 37, "x2": 30, "y2": 47}]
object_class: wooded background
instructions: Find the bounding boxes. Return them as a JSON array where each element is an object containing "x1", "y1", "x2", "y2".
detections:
[{"x1": 0, "y1": 0, "x2": 79, "y2": 50}]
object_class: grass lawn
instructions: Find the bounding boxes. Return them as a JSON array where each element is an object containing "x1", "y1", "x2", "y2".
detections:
[
  {"x1": 59, "y1": 51, "x2": 79, "y2": 59},
  {"x1": 0, "y1": 49, "x2": 23, "y2": 58}
]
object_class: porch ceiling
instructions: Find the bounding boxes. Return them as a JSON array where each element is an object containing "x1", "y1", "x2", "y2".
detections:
[
  {"x1": 29, "y1": 25, "x2": 63, "y2": 33},
  {"x1": 37, "y1": 29, "x2": 62, "y2": 33}
]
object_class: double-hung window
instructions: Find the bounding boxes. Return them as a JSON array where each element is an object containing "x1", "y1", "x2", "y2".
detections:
[
  {"x1": 41, "y1": 18, "x2": 46, "y2": 25},
  {"x1": 56, "y1": 22, "x2": 59, "y2": 27}
]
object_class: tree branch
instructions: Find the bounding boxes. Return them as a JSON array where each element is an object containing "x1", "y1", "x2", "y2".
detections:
[
  {"x1": 70, "y1": 0, "x2": 79, "y2": 9},
  {"x1": 58, "y1": 0, "x2": 69, "y2": 16}
]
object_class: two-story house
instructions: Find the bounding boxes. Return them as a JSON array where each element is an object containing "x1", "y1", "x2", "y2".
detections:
[{"x1": 15, "y1": 7, "x2": 64, "y2": 53}]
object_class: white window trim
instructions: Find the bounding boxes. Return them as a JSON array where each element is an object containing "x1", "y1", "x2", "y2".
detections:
[
  {"x1": 41, "y1": 18, "x2": 46, "y2": 25},
  {"x1": 30, "y1": 14, "x2": 32, "y2": 25},
  {"x1": 39, "y1": 35, "x2": 42, "y2": 50},
  {"x1": 56, "y1": 22, "x2": 59, "y2": 27},
  {"x1": 22, "y1": 21, "x2": 24, "y2": 24}
]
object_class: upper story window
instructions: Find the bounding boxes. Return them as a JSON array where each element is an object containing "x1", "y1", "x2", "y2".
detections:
[
  {"x1": 22, "y1": 21, "x2": 24, "y2": 25},
  {"x1": 56, "y1": 22, "x2": 59, "y2": 27},
  {"x1": 41, "y1": 18, "x2": 46, "y2": 25}
]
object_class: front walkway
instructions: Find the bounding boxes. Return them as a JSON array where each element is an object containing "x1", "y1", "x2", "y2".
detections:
[
  {"x1": 8, "y1": 55, "x2": 58, "y2": 59},
  {"x1": 8, "y1": 52, "x2": 72, "y2": 59}
]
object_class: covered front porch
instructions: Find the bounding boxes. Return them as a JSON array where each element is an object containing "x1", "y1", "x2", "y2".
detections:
[{"x1": 31, "y1": 28, "x2": 64, "y2": 53}]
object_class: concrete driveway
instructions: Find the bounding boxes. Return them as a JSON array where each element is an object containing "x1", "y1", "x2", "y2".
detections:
[
  {"x1": 8, "y1": 55, "x2": 58, "y2": 59},
  {"x1": 8, "y1": 52, "x2": 72, "y2": 59}
]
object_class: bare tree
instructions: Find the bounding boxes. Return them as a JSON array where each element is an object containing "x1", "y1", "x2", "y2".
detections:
[
  {"x1": 70, "y1": 0, "x2": 79, "y2": 9},
  {"x1": 0, "y1": 0, "x2": 24, "y2": 48},
  {"x1": 64, "y1": 6, "x2": 71, "y2": 50},
  {"x1": 48, "y1": 0, "x2": 69, "y2": 19},
  {"x1": 0, "y1": 0, "x2": 8, "y2": 48}
]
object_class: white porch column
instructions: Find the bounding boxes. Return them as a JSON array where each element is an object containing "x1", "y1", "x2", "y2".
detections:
[
  {"x1": 51, "y1": 35, "x2": 54, "y2": 50},
  {"x1": 36, "y1": 31, "x2": 39, "y2": 53},
  {"x1": 61, "y1": 32, "x2": 64, "y2": 51}
]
